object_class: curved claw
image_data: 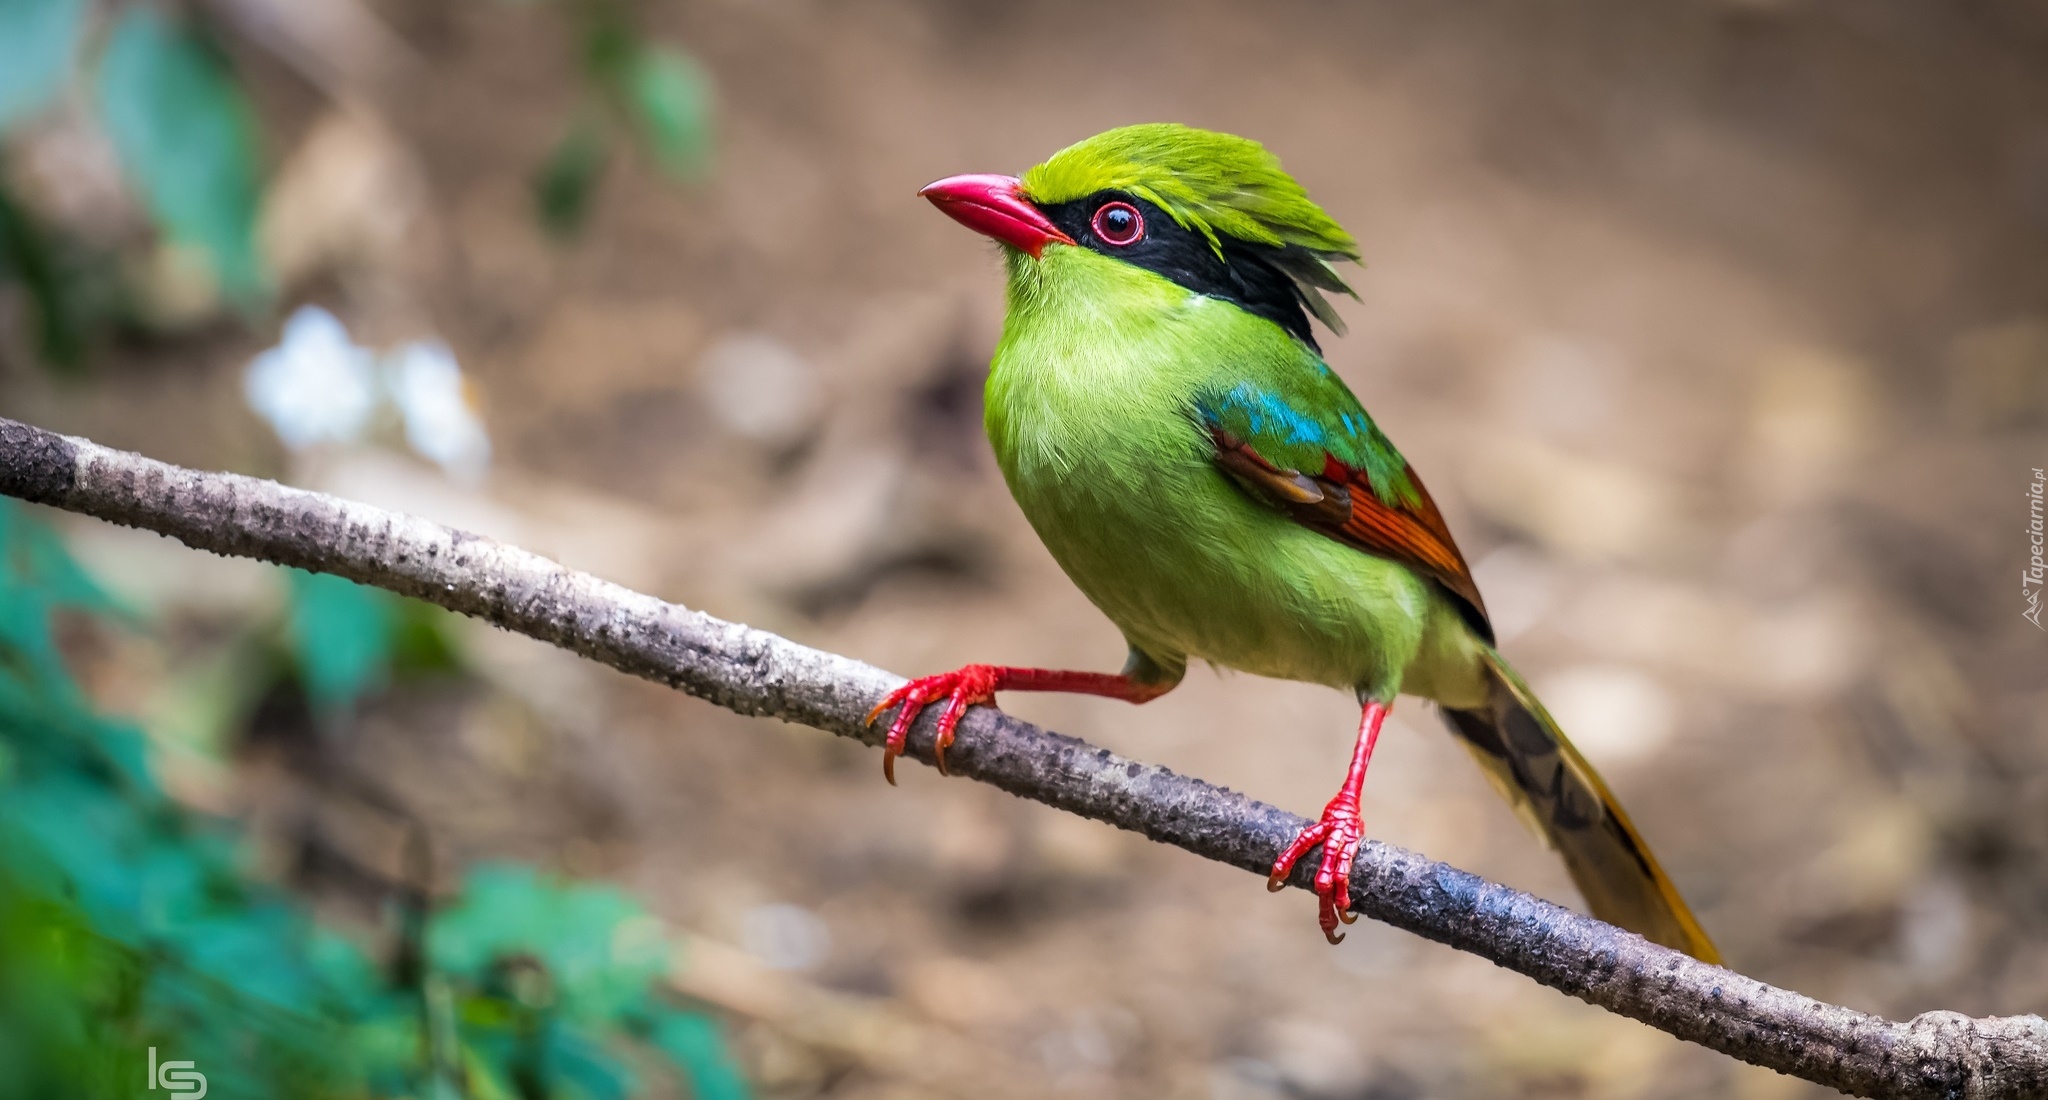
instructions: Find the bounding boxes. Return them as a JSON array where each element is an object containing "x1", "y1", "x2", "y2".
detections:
[
  {"x1": 932, "y1": 690, "x2": 973, "y2": 776},
  {"x1": 867, "y1": 686, "x2": 916, "y2": 786},
  {"x1": 865, "y1": 692, "x2": 909, "y2": 785}
]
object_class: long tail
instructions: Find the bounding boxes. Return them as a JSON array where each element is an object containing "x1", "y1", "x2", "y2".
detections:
[{"x1": 1439, "y1": 646, "x2": 1720, "y2": 963}]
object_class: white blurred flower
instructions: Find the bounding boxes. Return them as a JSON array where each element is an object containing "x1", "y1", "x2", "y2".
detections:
[
  {"x1": 244, "y1": 306, "x2": 378, "y2": 450},
  {"x1": 385, "y1": 340, "x2": 491, "y2": 483},
  {"x1": 245, "y1": 305, "x2": 492, "y2": 485}
]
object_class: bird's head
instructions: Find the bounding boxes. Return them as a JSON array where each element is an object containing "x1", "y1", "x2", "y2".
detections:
[{"x1": 921, "y1": 123, "x2": 1362, "y2": 346}]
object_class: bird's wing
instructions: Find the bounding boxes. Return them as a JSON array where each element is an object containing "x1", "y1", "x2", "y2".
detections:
[{"x1": 1195, "y1": 373, "x2": 1491, "y2": 641}]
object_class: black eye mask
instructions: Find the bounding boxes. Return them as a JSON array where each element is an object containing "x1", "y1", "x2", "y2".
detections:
[{"x1": 1038, "y1": 191, "x2": 1325, "y2": 352}]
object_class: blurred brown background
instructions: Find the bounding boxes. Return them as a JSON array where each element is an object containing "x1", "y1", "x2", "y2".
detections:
[{"x1": 6, "y1": 1, "x2": 2048, "y2": 1097}]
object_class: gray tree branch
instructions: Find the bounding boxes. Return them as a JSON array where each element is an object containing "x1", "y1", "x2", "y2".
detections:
[{"x1": 0, "y1": 415, "x2": 2040, "y2": 1099}]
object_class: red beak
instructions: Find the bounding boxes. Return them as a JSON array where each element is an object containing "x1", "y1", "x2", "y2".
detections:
[{"x1": 919, "y1": 173, "x2": 1075, "y2": 259}]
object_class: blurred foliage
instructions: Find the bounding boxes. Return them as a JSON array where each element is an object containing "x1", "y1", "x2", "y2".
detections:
[
  {"x1": 0, "y1": 0, "x2": 87, "y2": 131},
  {"x1": 0, "y1": 0, "x2": 122, "y2": 372},
  {"x1": 139, "y1": 565, "x2": 462, "y2": 763},
  {"x1": 0, "y1": 2, "x2": 735, "y2": 1093},
  {"x1": 535, "y1": 0, "x2": 713, "y2": 236},
  {"x1": 0, "y1": 499, "x2": 749, "y2": 1100},
  {"x1": 94, "y1": 6, "x2": 265, "y2": 305},
  {"x1": 623, "y1": 48, "x2": 713, "y2": 181},
  {"x1": 0, "y1": 0, "x2": 714, "y2": 368},
  {"x1": 536, "y1": 112, "x2": 616, "y2": 240},
  {"x1": 284, "y1": 568, "x2": 464, "y2": 720}
]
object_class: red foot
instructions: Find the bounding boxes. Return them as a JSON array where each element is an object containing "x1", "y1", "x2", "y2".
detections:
[
  {"x1": 1268, "y1": 699, "x2": 1388, "y2": 944},
  {"x1": 1267, "y1": 795, "x2": 1365, "y2": 943},
  {"x1": 865, "y1": 665, "x2": 999, "y2": 784}
]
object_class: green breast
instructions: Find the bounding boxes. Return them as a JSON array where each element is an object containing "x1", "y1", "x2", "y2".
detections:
[{"x1": 984, "y1": 247, "x2": 1444, "y2": 696}]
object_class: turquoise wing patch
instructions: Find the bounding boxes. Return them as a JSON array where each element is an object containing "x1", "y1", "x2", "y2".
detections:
[{"x1": 1193, "y1": 367, "x2": 1415, "y2": 508}]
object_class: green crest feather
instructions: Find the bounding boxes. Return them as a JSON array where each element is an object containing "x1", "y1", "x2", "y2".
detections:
[{"x1": 1021, "y1": 123, "x2": 1362, "y2": 332}]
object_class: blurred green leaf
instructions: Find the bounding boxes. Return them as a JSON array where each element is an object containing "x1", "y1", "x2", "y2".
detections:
[
  {"x1": 534, "y1": 113, "x2": 612, "y2": 238},
  {"x1": 280, "y1": 569, "x2": 461, "y2": 718},
  {"x1": 0, "y1": 0, "x2": 87, "y2": 131},
  {"x1": 285, "y1": 569, "x2": 397, "y2": 715},
  {"x1": 578, "y1": 4, "x2": 635, "y2": 83},
  {"x1": 8, "y1": 501, "x2": 123, "y2": 616},
  {"x1": 391, "y1": 599, "x2": 465, "y2": 677},
  {"x1": 548, "y1": 1024, "x2": 636, "y2": 1100},
  {"x1": 622, "y1": 47, "x2": 712, "y2": 180},
  {"x1": 458, "y1": 1040, "x2": 519, "y2": 1100},
  {"x1": 0, "y1": 498, "x2": 117, "y2": 695},
  {"x1": 648, "y1": 1010, "x2": 749, "y2": 1100},
  {"x1": 94, "y1": 7, "x2": 265, "y2": 302},
  {"x1": 429, "y1": 864, "x2": 669, "y2": 1023}
]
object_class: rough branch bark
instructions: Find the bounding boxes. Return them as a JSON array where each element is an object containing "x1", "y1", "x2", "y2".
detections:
[{"x1": 1, "y1": 416, "x2": 2041, "y2": 1099}]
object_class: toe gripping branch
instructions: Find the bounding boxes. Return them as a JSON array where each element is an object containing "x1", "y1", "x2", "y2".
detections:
[
  {"x1": 1268, "y1": 699, "x2": 1389, "y2": 944},
  {"x1": 864, "y1": 665, "x2": 1172, "y2": 785}
]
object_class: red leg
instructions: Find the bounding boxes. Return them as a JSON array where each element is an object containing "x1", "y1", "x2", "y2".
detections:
[
  {"x1": 1267, "y1": 700, "x2": 1388, "y2": 944},
  {"x1": 865, "y1": 666, "x2": 1172, "y2": 784}
]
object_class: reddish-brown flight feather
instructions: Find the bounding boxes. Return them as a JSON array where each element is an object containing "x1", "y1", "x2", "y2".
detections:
[{"x1": 1210, "y1": 427, "x2": 1491, "y2": 641}]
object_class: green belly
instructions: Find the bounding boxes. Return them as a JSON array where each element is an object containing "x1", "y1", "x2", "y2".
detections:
[{"x1": 995, "y1": 416, "x2": 1477, "y2": 703}]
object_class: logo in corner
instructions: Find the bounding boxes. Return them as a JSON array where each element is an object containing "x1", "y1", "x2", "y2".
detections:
[{"x1": 148, "y1": 1048, "x2": 207, "y2": 1100}]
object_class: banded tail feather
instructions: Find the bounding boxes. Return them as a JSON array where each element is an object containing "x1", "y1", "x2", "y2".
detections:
[{"x1": 1440, "y1": 647, "x2": 1720, "y2": 963}]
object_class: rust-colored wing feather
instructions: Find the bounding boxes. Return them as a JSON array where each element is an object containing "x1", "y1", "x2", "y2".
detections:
[{"x1": 1211, "y1": 426, "x2": 1491, "y2": 642}]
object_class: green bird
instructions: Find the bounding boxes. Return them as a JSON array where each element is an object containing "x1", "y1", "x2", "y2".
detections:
[{"x1": 873, "y1": 123, "x2": 1718, "y2": 960}]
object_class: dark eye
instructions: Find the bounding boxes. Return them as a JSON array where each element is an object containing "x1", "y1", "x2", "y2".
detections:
[{"x1": 1091, "y1": 201, "x2": 1144, "y2": 247}]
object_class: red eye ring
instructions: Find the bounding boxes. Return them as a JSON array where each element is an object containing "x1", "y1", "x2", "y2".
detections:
[{"x1": 1091, "y1": 201, "x2": 1144, "y2": 247}]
